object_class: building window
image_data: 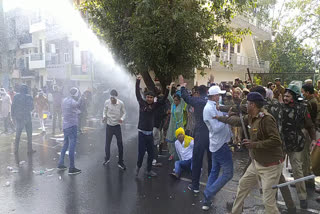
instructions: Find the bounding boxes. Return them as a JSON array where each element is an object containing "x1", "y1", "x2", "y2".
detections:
[
  {"x1": 64, "y1": 53, "x2": 70, "y2": 63},
  {"x1": 223, "y1": 42, "x2": 228, "y2": 52},
  {"x1": 237, "y1": 43, "x2": 241, "y2": 53},
  {"x1": 230, "y1": 43, "x2": 234, "y2": 54},
  {"x1": 34, "y1": 47, "x2": 38, "y2": 54}
]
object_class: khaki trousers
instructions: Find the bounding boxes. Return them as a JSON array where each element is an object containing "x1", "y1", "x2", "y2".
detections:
[
  {"x1": 302, "y1": 129, "x2": 312, "y2": 178},
  {"x1": 232, "y1": 161, "x2": 283, "y2": 214},
  {"x1": 287, "y1": 151, "x2": 307, "y2": 200}
]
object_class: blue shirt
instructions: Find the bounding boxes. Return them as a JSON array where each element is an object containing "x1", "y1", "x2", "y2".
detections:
[
  {"x1": 62, "y1": 97, "x2": 81, "y2": 130},
  {"x1": 180, "y1": 87, "x2": 208, "y2": 134},
  {"x1": 203, "y1": 100, "x2": 232, "y2": 152}
]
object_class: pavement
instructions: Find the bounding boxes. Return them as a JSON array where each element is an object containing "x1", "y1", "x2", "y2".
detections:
[{"x1": 0, "y1": 118, "x2": 319, "y2": 214}]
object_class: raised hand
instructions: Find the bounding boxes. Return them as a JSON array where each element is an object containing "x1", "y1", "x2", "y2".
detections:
[{"x1": 178, "y1": 75, "x2": 187, "y2": 87}]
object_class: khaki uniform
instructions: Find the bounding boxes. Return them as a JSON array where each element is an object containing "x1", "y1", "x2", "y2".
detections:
[
  {"x1": 302, "y1": 96, "x2": 318, "y2": 185},
  {"x1": 218, "y1": 109, "x2": 283, "y2": 214},
  {"x1": 273, "y1": 85, "x2": 285, "y2": 100}
]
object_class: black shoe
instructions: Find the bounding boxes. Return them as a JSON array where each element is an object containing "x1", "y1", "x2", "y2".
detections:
[
  {"x1": 281, "y1": 207, "x2": 296, "y2": 214},
  {"x1": 57, "y1": 165, "x2": 67, "y2": 171},
  {"x1": 103, "y1": 159, "x2": 110, "y2": 166},
  {"x1": 68, "y1": 168, "x2": 82, "y2": 175},
  {"x1": 169, "y1": 173, "x2": 179, "y2": 179},
  {"x1": 188, "y1": 184, "x2": 200, "y2": 193},
  {"x1": 146, "y1": 170, "x2": 157, "y2": 177},
  {"x1": 305, "y1": 181, "x2": 315, "y2": 189},
  {"x1": 300, "y1": 200, "x2": 308, "y2": 209},
  {"x1": 118, "y1": 162, "x2": 126, "y2": 170},
  {"x1": 226, "y1": 202, "x2": 233, "y2": 212},
  {"x1": 288, "y1": 168, "x2": 293, "y2": 173},
  {"x1": 27, "y1": 149, "x2": 36, "y2": 155}
]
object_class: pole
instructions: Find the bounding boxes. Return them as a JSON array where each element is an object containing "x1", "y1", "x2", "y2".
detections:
[{"x1": 272, "y1": 175, "x2": 316, "y2": 189}]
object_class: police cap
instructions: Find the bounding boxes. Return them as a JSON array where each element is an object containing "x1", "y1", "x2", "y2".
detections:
[{"x1": 247, "y1": 92, "x2": 264, "y2": 102}]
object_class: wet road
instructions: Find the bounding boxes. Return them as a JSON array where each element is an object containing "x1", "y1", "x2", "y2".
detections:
[{"x1": 0, "y1": 119, "x2": 319, "y2": 214}]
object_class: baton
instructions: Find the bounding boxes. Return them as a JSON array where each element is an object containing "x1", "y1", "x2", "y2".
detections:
[{"x1": 272, "y1": 175, "x2": 316, "y2": 189}]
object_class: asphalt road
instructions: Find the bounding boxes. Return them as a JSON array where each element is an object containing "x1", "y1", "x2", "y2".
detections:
[{"x1": 0, "y1": 119, "x2": 319, "y2": 214}]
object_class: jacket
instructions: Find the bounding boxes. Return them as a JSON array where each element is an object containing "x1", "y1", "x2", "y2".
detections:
[
  {"x1": 11, "y1": 86, "x2": 34, "y2": 122},
  {"x1": 217, "y1": 109, "x2": 284, "y2": 166}
]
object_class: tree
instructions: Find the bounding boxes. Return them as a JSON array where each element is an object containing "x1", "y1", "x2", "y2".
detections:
[{"x1": 80, "y1": 0, "x2": 252, "y2": 91}]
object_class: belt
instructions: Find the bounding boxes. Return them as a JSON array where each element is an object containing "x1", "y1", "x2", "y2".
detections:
[{"x1": 263, "y1": 158, "x2": 284, "y2": 167}]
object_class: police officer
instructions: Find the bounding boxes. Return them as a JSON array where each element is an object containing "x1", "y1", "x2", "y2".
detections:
[
  {"x1": 273, "y1": 78, "x2": 285, "y2": 100},
  {"x1": 251, "y1": 86, "x2": 296, "y2": 213},
  {"x1": 280, "y1": 84, "x2": 316, "y2": 209},
  {"x1": 216, "y1": 92, "x2": 284, "y2": 214}
]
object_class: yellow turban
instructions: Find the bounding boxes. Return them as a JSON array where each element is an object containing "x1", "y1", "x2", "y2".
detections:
[{"x1": 175, "y1": 127, "x2": 194, "y2": 148}]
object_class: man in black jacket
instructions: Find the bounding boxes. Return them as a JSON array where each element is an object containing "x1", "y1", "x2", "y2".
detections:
[
  {"x1": 135, "y1": 75, "x2": 168, "y2": 177},
  {"x1": 11, "y1": 85, "x2": 35, "y2": 155}
]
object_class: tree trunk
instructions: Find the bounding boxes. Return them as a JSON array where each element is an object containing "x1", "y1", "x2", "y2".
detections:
[{"x1": 141, "y1": 70, "x2": 156, "y2": 92}]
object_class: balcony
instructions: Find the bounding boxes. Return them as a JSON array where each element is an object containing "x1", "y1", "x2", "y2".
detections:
[
  {"x1": 211, "y1": 52, "x2": 269, "y2": 72},
  {"x1": 29, "y1": 53, "x2": 45, "y2": 69},
  {"x1": 231, "y1": 15, "x2": 272, "y2": 41},
  {"x1": 30, "y1": 20, "x2": 46, "y2": 33}
]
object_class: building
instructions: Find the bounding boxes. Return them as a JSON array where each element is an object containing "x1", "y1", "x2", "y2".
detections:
[
  {"x1": 2, "y1": 0, "x2": 92, "y2": 91},
  {"x1": 194, "y1": 14, "x2": 272, "y2": 85}
]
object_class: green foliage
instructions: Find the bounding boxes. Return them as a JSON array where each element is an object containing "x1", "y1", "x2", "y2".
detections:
[
  {"x1": 80, "y1": 0, "x2": 253, "y2": 89},
  {"x1": 257, "y1": 28, "x2": 315, "y2": 74}
]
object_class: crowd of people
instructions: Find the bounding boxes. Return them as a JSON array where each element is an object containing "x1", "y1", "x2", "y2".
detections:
[
  {"x1": 1, "y1": 74, "x2": 320, "y2": 213},
  {"x1": 132, "y1": 75, "x2": 320, "y2": 213}
]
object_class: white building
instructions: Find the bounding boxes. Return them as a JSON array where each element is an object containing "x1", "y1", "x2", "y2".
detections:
[{"x1": 194, "y1": 14, "x2": 271, "y2": 85}]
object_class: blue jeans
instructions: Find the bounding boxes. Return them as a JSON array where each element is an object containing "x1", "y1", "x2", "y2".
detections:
[
  {"x1": 204, "y1": 143, "x2": 233, "y2": 201},
  {"x1": 175, "y1": 159, "x2": 192, "y2": 176},
  {"x1": 58, "y1": 126, "x2": 78, "y2": 169}
]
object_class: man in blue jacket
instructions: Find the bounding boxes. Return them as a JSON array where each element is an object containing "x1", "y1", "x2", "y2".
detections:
[
  {"x1": 11, "y1": 85, "x2": 35, "y2": 155},
  {"x1": 179, "y1": 75, "x2": 211, "y2": 193}
]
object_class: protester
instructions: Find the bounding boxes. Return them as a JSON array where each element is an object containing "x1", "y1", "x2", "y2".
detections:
[
  {"x1": 57, "y1": 87, "x2": 82, "y2": 175},
  {"x1": 217, "y1": 92, "x2": 284, "y2": 213},
  {"x1": 102, "y1": 89, "x2": 126, "y2": 170},
  {"x1": 52, "y1": 85, "x2": 63, "y2": 135},
  {"x1": 34, "y1": 90, "x2": 49, "y2": 133},
  {"x1": 166, "y1": 82, "x2": 185, "y2": 161},
  {"x1": 135, "y1": 75, "x2": 168, "y2": 177},
  {"x1": 179, "y1": 75, "x2": 211, "y2": 194},
  {"x1": 202, "y1": 85, "x2": 233, "y2": 211},
  {"x1": 266, "y1": 82, "x2": 274, "y2": 99},
  {"x1": 170, "y1": 127, "x2": 194, "y2": 179},
  {"x1": 153, "y1": 93, "x2": 167, "y2": 166},
  {"x1": 11, "y1": 85, "x2": 35, "y2": 155},
  {"x1": 0, "y1": 88, "x2": 15, "y2": 133}
]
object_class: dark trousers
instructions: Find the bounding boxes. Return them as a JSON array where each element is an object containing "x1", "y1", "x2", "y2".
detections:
[
  {"x1": 137, "y1": 132, "x2": 154, "y2": 172},
  {"x1": 105, "y1": 125, "x2": 124, "y2": 164},
  {"x1": 52, "y1": 108, "x2": 62, "y2": 134},
  {"x1": 192, "y1": 129, "x2": 212, "y2": 190},
  {"x1": 15, "y1": 119, "x2": 32, "y2": 153}
]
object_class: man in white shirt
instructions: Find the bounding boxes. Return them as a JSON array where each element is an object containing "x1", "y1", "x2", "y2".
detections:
[
  {"x1": 170, "y1": 127, "x2": 194, "y2": 179},
  {"x1": 202, "y1": 85, "x2": 233, "y2": 211},
  {"x1": 102, "y1": 89, "x2": 126, "y2": 170}
]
